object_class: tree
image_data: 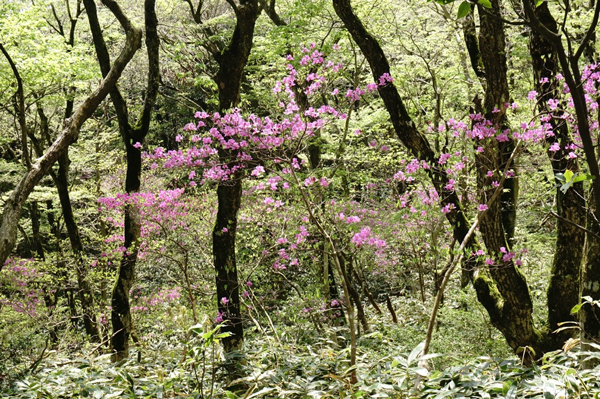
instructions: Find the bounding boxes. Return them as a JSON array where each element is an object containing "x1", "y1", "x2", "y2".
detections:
[
  {"x1": 184, "y1": 0, "x2": 261, "y2": 353},
  {"x1": 83, "y1": 0, "x2": 160, "y2": 360},
  {"x1": 522, "y1": 0, "x2": 600, "y2": 347},
  {"x1": 331, "y1": 0, "x2": 580, "y2": 362}
]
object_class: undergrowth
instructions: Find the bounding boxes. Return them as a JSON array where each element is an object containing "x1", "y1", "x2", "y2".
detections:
[{"x1": 2, "y1": 290, "x2": 599, "y2": 399}]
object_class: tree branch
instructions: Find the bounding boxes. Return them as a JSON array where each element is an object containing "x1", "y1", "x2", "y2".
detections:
[{"x1": 0, "y1": 43, "x2": 31, "y2": 168}]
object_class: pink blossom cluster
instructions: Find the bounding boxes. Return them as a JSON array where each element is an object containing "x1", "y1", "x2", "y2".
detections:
[{"x1": 131, "y1": 286, "x2": 182, "y2": 312}]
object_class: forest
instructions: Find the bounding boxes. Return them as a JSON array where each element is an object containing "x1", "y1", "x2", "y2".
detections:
[{"x1": 2, "y1": 0, "x2": 600, "y2": 397}]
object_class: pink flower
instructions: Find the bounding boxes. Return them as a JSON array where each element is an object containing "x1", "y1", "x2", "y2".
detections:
[
  {"x1": 133, "y1": 142, "x2": 142, "y2": 149},
  {"x1": 221, "y1": 297, "x2": 229, "y2": 305},
  {"x1": 441, "y1": 203, "x2": 455, "y2": 214},
  {"x1": 251, "y1": 165, "x2": 265, "y2": 177},
  {"x1": 215, "y1": 311, "x2": 225, "y2": 323},
  {"x1": 378, "y1": 73, "x2": 394, "y2": 86},
  {"x1": 478, "y1": 204, "x2": 488, "y2": 212}
]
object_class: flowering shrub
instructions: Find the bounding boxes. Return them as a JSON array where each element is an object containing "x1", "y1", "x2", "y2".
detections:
[{"x1": 0, "y1": 258, "x2": 45, "y2": 318}]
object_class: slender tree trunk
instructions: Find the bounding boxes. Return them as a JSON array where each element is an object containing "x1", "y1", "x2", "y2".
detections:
[
  {"x1": 213, "y1": 171, "x2": 244, "y2": 352},
  {"x1": 28, "y1": 202, "x2": 45, "y2": 260},
  {"x1": 56, "y1": 152, "x2": 100, "y2": 341},
  {"x1": 84, "y1": 0, "x2": 159, "y2": 360}
]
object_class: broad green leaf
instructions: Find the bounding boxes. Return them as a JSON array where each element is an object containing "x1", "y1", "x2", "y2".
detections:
[
  {"x1": 457, "y1": 1, "x2": 471, "y2": 18},
  {"x1": 408, "y1": 341, "x2": 425, "y2": 365},
  {"x1": 478, "y1": 0, "x2": 492, "y2": 7},
  {"x1": 564, "y1": 169, "x2": 574, "y2": 183}
]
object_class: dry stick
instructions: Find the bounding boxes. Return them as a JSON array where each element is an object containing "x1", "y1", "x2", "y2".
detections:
[
  {"x1": 422, "y1": 141, "x2": 522, "y2": 358},
  {"x1": 248, "y1": 291, "x2": 281, "y2": 345},
  {"x1": 240, "y1": 296, "x2": 266, "y2": 335},
  {"x1": 290, "y1": 167, "x2": 358, "y2": 385}
]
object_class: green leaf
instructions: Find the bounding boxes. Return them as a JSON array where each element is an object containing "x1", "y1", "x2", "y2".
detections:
[
  {"x1": 408, "y1": 341, "x2": 425, "y2": 365},
  {"x1": 560, "y1": 181, "x2": 574, "y2": 194},
  {"x1": 478, "y1": 0, "x2": 492, "y2": 8},
  {"x1": 573, "y1": 173, "x2": 595, "y2": 183},
  {"x1": 457, "y1": 1, "x2": 471, "y2": 18},
  {"x1": 564, "y1": 169, "x2": 574, "y2": 183},
  {"x1": 534, "y1": 0, "x2": 544, "y2": 6},
  {"x1": 456, "y1": 1, "x2": 471, "y2": 19}
]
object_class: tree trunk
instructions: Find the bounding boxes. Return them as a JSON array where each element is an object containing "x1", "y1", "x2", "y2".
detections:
[
  {"x1": 211, "y1": 0, "x2": 261, "y2": 353},
  {"x1": 57, "y1": 152, "x2": 100, "y2": 341},
  {"x1": 478, "y1": 1, "x2": 518, "y2": 245},
  {"x1": 84, "y1": 0, "x2": 159, "y2": 360},
  {"x1": 213, "y1": 172, "x2": 244, "y2": 352},
  {"x1": 528, "y1": 2, "x2": 585, "y2": 348}
]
